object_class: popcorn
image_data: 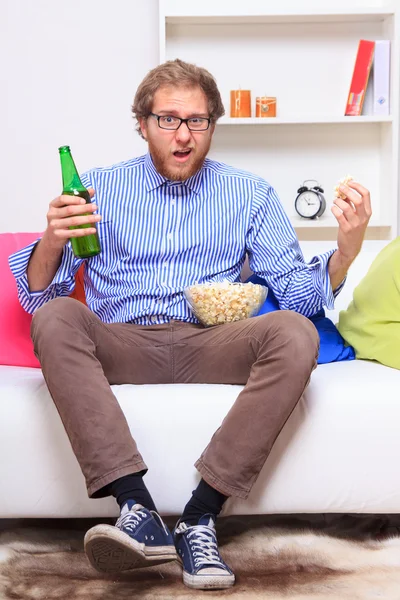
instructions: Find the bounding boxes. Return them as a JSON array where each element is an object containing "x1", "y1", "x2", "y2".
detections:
[
  {"x1": 334, "y1": 175, "x2": 353, "y2": 200},
  {"x1": 184, "y1": 281, "x2": 267, "y2": 327}
]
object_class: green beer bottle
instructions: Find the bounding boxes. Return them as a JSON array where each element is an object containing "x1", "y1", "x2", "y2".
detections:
[{"x1": 58, "y1": 145, "x2": 101, "y2": 259}]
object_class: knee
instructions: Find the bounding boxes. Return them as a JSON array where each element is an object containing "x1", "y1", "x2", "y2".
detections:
[
  {"x1": 257, "y1": 310, "x2": 319, "y2": 359},
  {"x1": 31, "y1": 297, "x2": 86, "y2": 341}
]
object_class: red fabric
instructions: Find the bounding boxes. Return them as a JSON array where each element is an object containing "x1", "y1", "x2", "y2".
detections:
[
  {"x1": 0, "y1": 233, "x2": 86, "y2": 368},
  {"x1": 69, "y1": 264, "x2": 87, "y2": 306}
]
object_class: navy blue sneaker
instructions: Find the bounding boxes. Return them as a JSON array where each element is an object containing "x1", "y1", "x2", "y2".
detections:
[
  {"x1": 84, "y1": 501, "x2": 177, "y2": 573},
  {"x1": 174, "y1": 514, "x2": 235, "y2": 589}
]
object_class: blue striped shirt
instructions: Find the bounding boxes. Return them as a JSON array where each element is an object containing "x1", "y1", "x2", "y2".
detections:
[{"x1": 9, "y1": 153, "x2": 343, "y2": 324}]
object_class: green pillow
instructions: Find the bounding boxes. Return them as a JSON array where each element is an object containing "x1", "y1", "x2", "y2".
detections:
[{"x1": 337, "y1": 237, "x2": 400, "y2": 369}]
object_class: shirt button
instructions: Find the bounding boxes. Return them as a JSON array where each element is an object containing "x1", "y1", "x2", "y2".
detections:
[
  {"x1": 163, "y1": 262, "x2": 168, "y2": 268},
  {"x1": 167, "y1": 233, "x2": 173, "y2": 240},
  {"x1": 171, "y1": 199, "x2": 176, "y2": 205}
]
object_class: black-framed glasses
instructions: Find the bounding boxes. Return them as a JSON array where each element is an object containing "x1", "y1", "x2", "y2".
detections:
[{"x1": 149, "y1": 112, "x2": 211, "y2": 131}]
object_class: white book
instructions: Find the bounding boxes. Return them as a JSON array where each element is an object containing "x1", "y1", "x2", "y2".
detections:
[
  {"x1": 362, "y1": 62, "x2": 373, "y2": 116},
  {"x1": 373, "y1": 40, "x2": 390, "y2": 116}
]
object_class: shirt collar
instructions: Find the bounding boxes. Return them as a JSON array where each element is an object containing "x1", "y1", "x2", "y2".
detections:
[
  {"x1": 144, "y1": 152, "x2": 167, "y2": 191},
  {"x1": 144, "y1": 152, "x2": 205, "y2": 195}
]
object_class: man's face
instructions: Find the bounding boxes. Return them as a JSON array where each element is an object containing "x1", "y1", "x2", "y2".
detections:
[{"x1": 139, "y1": 85, "x2": 215, "y2": 181}]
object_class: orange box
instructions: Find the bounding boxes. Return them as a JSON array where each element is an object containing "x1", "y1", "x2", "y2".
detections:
[
  {"x1": 230, "y1": 90, "x2": 251, "y2": 117},
  {"x1": 255, "y1": 96, "x2": 277, "y2": 117}
]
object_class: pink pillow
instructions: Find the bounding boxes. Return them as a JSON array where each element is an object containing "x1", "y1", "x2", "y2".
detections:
[{"x1": 1, "y1": 232, "x2": 42, "y2": 368}]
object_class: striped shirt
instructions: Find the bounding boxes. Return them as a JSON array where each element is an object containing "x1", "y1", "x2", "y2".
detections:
[{"x1": 9, "y1": 153, "x2": 343, "y2": 325}]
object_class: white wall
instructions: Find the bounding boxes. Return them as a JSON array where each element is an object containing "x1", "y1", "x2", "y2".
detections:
[{"x1": 1, "y1": 0, "x2": 159, "y2": 232}]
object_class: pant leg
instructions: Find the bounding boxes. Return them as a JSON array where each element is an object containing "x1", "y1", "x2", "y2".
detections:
[
  {"x1": 172, "y1": 311, "x2": 320, "y2": 499},
  {"x1": 31, "y1": 297, "x2": 172, "y2": 497}
]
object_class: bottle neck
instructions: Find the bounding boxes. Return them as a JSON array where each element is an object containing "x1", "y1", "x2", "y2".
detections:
[{"x1": 60, "y1": 151, "x2": 85, "y2": 192}]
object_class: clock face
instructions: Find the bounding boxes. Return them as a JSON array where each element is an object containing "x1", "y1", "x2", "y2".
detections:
[{"x1": 295, "y1": 191, "x2": 321, "y2": 218}]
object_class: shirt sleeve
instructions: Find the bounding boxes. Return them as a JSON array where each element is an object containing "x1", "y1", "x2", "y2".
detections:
[
  {"x1": 8, "y1": 239, "x2": 84, "y2": 315},
  {"x1": 246, "y1": 179, "x2": 346, "y2": 318}
]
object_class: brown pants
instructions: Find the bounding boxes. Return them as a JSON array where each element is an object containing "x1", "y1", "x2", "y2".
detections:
[{"x1": 31, "y1": 297, "x2": 319, "y2": 500}]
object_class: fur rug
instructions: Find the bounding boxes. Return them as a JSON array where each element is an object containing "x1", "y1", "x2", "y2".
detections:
[{"x1": 1, "y1": 514, "x2": 400, "y2": 600}]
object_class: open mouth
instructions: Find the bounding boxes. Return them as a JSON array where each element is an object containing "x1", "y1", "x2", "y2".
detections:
[{"x1": 173, "y1": 149, "x2": 192, "y2": 162}]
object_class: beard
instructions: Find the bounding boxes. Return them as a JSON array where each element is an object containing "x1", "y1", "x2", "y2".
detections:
[{"x1": 147, "y1": 136, "x2": 212, "y2": 181}]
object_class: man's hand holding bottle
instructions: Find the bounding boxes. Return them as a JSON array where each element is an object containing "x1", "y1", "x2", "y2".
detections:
[{"x1": 42, "y1": 189, "x2": 101, "y2": 251}]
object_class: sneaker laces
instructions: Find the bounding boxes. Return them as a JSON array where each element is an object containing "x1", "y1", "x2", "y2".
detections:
[
  {"x1": 179, "y1": 522, "x2": 225, "y2": 569},
  {"x1": 116, "y1": 504, "x2": 148, "y2": 534}
]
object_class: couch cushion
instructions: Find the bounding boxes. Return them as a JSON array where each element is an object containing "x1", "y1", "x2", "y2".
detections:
[
  {"x1": 1, "y1": 360, "x2": 400, "y2": 517},
  {"x1": 338, "y1": 237, "x2": 400, "y2": 369},
  {"x1": 1, "y1": 233, "x2": 42, "y2": 368},
  {"x1": 247, "y1": 274, "x2": 355, "y2": 364},
  {"x1": 1, "y1": 233, "x2": 87, "y2": 368}
]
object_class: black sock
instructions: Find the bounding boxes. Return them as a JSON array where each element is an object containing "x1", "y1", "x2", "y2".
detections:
[
  {"x1": 110, "y1": 472, "x2": 158, "y2": 513},
  {"x1": 180, "y1": 479, "x2": 228, "y2": 525}
]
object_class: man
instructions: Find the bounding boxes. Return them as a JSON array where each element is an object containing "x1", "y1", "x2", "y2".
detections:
[{"x1": 9, "y1": 59, "x2": 371, "y2": 590}]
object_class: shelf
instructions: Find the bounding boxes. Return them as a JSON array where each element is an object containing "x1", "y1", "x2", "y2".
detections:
[
  {"x1": 163, "y1": 4, "x2": 395, "y2": 25},
  {"x1": 218, "y1": 116, "x2": 394, "y2": 125},
  {"x1": 291, "y1": 215, "x2": 390, "y2": 229}
]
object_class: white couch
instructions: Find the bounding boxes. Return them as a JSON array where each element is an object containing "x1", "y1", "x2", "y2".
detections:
[{"x1": 1, "y1": 240, "x2": 398, "y2": 519}]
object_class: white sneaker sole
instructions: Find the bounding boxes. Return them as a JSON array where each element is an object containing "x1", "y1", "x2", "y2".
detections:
[
  {"x1": 183, "y1": 570, "x2": 235, "y2": 590},
  {"x1": 84, "y1": 524, "x2": 177, "y2": 573}
]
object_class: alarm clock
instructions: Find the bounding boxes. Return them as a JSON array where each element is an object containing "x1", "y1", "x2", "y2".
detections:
[{"x1": 294, "y1": 180, "x2": 326, "y2": 219}]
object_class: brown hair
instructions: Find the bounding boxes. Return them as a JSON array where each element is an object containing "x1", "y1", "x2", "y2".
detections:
[{"x1": 132, "y1": 59, "x2": 225, "y2": 138}]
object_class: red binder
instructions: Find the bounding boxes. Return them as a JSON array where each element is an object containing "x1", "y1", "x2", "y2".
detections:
[{"x1": 345, "y1": 40, "x2": 375, "y2": 116}]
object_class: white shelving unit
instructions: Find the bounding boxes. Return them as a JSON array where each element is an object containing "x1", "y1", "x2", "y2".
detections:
[
  {"x1": 159, "y1": 0, "x2": 399, "y2": 240},
  {"x1": 218, "y1": 116, "x2": 394, "y2": 125}
]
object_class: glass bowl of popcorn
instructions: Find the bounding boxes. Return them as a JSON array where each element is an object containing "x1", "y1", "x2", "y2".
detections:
[{"x1": 184, "y1": 281, "x2": 268, "y2": 327}]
